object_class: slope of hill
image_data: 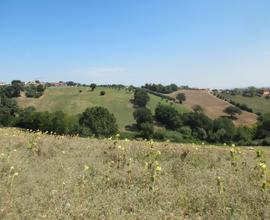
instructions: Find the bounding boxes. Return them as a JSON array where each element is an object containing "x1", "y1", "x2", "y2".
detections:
[
  {"x1": 0, "y1": 128, "x2": 269, "y2": 219},
  {"x1": 168, "y1": 89, "x2": 257, "y2": 126},
  {"x1": 16, "y1": 87, "x2": 188, "y2": 131},
  {"x1": 220, "y1": 93, "x2": 270, "y2": 115}
]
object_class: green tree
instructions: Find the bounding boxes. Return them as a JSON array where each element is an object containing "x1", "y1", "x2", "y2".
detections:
[
  {"x1": 140, "y1": 122, "x2": 154, "y2": 139},
  {"x1": 192, "y1": 105, "x2": 204, "y2": 113},
  {"x1": 133, "y1": 108, "x2": 153, "y2": 129},
  {"x1": 133, "y1": 89, "x2": 150, "y2": 107},
  {"x1": 176, "y1": 93, "x2": 186, "y2": 104},
  {"x1": 90, "y1": 83, "x2": 97, "y2": 91},
  {"x1": 79, "y1": 106, "x2": 118, "y2": 137},
  {"x1": 224, "y1": 106, "x2": 242, "y2": 119},
  {"x1": 155, "y1": 104, "x2": 182, "y2": 129}
]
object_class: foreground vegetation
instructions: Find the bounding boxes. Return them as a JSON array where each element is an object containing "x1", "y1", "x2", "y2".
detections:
[{"x1": 0, "y1": 128, "x2": 270, "y2": 219}]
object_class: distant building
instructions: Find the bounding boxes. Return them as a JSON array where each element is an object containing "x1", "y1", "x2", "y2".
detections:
[
  {"x1": 0, "y1": 82, "x2": 6, "y2": 86},
  {"x1": 50, "y1": 82, "x2": 66, "y2": 87},
  {"x1": 262, "y1": 89, "x2": 270, "y2": 96}
]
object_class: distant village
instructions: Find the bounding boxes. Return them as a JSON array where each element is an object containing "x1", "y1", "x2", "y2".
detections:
[{"x1": 0, "y1": 80, "x2": 66, "y2": 87}]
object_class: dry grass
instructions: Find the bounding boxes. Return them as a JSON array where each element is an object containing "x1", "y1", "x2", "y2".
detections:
[
  {"x1": 169, "y1": 89, "x2": 257, "y2": 126},
  {"x1": 0, "y1": 128, "x2": 270, "y2": 219}
]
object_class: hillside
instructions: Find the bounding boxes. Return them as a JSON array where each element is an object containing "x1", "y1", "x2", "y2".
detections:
[
  {"x1": 220, "y1": 93, "x2": 270, "y2": 115},
  {"x1": 16, "y1": 87, "x2": 188, "y2": 131},
  {"x1": 0, "y1": 128, "x2": 269, "y2": 219},
  {"x1": 168, "y1": 89, "x2": 257, "y2": 126}
]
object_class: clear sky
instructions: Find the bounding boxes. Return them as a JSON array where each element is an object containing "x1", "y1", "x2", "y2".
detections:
[{"x1": 0, "y1": 0, "x2": 270, "y2": 88}]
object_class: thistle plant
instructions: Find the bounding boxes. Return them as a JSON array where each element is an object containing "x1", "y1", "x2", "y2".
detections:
[
  {"x1": 27, "y1": 134, "x2": 40, "y2": 155},
  {"x1": 216, "y1": 176, "x2": 225, "y2": 194},
  {"x1": 230, "y1": 146, "x2": 240, "y2": 169},
  {"x1": 145, "y1": 140, "x2": 162, "y2": 191},
  {"x1": 254, "y1": 149, "x2": 270, "y2": 191}
]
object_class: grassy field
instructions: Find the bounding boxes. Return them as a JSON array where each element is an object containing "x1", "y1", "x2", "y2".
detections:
[
  {"x1": 16, "y1": 87, "x2": 188, "y2": 131},
  {"x1": 0, "y1": 128, "x2": 270, "y2": 219},
  {"x1": 220, "y1": 93, "x2": 270, "y2": 115},
  {"x1": 168, "y1": 89, "x2": 257, "y2": 126}
]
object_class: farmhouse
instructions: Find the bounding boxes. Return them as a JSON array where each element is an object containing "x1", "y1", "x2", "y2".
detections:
[
  {"x1": 50, "y1": 82, "x2": 66, "y2": 87},
  {"x1": 262, "y1": 89, "x2": 270, "y2": 96}
]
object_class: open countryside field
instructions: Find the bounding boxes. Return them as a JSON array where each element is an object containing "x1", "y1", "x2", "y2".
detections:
[
  {"x1": 169, "y1": 89, "x2": 257, "y2": 126},
  {"x1": 16, "y1": 87, "x2": 188, "y2": 131},
  {"x1": 220, "y1": 93, "x2": 270, "y2": 115},
  {"x1": 0, "y1": 128, "x2": 270, "y2": 219}
]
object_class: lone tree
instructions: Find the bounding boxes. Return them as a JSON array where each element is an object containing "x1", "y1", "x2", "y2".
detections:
[
  {"x1": 90, "y1": 83, "x2": 97, "y2": 91},
  {"x1": 79, "y1": 106, "x2": 118, "y2": 137},
  {"x1": 224, "y1": 106, "x2": 242, "y2": 119},
  {"x1": 176, "y1": 93, "x2": 186, "y2": 104},
  {"x1": 193, "y1": 105, "x2": 204, "y2": 113}
]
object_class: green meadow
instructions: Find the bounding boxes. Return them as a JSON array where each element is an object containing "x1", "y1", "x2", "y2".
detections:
[
  {"x1": 17, "y1": 86, "x2": 188, "y2": 131},
  {"x1": 220, "y1": 93, "x2": 270, "y2": 115}
]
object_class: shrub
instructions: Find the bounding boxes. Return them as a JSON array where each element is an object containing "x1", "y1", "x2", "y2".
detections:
[{"x1": 100, "y1": 91, "x2": 106, "y2": 96}]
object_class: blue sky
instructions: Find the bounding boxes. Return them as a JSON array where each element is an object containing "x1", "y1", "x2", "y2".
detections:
[{"x1": 0, "y1": 0, "x2": 270, "y2": 88}]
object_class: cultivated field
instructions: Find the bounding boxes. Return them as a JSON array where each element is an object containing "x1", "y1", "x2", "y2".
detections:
[
  {"x1": 169, "y1": 90, "x2": 257, "y2": 126},
  {"x1": 16, "y1": 87, "x2": 188, "y2": 131},
  {"x1": 220, "y1": 93, "x2": 270, "y2": 115},
  {"x1": 0, "y1": 128, "x2": 269, "y2": 219}
]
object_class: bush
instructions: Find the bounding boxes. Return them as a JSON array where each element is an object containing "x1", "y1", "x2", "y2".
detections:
[
  {"x1": 100, "y1": 91, "x2": 106, "y2": 96},
  {"x1": 153, "y1": 131, "x2": 166, "y2": 140}
]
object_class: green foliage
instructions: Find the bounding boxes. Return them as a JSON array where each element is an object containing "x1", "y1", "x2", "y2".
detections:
[
  {"x1": 79, "y1": 106, "x2": 118, "y2": 137},
  {"x1": 0, "y1": 95, "x2": 19, "y2": 126},
  {"x1": 176, "y1": 93, "x2": 186, "y2": 104},
  {"x1": 25, "y1": 84, "x2": 45, "y2": 98},
  {"x1": 90, "y1": 83, "x2": 97, "y2": 91},
  {"x1": 100, "y1": 91, "x2": 106, "y2": 96},
  {"x1": 133, "y1": 108, "x2": 153, "y2": 129},
  {"x1": 143, "y1": 83, "x2": 178, "y2": 94},
  {"x1": 2, "y1": 85, "x2": 21, "y2": 98},
  {"x1": 155, "y1": 104, "x2": 182, "y2": 129},
  {"x1": 133, "y1": 89, "x2": 150, "y2": 107},
  {"x1": 256, "y1": 113, "x2": 270, "y2": 139},
  {"x1": 224, "y1": 106, "x2": 242, "y2": 119},
  {"x1": 140, "y1": 122, "x2": 154, "y2": 139},
  {"x1": 212, "y1": 118, "x2": 236, "y2": 143}
]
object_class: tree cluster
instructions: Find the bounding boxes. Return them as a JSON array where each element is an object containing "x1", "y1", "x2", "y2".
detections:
[{"x1": 142, "y1": 83, "x2": 178, "y2": 94}]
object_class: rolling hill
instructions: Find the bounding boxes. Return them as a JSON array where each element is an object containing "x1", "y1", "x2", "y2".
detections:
[
  {"x1": 168, "y1": 89, "x2": 257, "y2": 126},
  {"x1": 1, "y1": 128, "x2": 269, "y2": 219},
  {"x1": 219, "y1": 93, "x2": 270, "y2": 115},
  {"x1": 16, "y1": 86, "x2": 188, "y2": 131}
]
